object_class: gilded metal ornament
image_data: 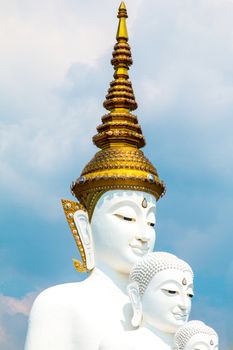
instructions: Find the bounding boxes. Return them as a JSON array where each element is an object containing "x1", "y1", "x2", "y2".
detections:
[
  {"x1": 61, "y1": 199, "x2": 88, "y2": 273},
  {"x1": 71, "y1": 3, "x2": 165, "y2": 219}
]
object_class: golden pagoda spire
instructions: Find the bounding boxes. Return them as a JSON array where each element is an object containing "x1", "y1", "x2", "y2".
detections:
[
  {"x1": 93, "y1": 2, "x2": 144, "y2": 149},
  {"x1": 71, "y1": 3, "x2": 165, "y2": 220}
]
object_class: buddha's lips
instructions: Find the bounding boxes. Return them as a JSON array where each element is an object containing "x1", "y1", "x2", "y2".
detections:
[
  {"x1": 172, "y1": 312, "x2": 188, "y2": 320},
  {"x1": 129, "y1": 244, "x2": 150, "y2": 254}
]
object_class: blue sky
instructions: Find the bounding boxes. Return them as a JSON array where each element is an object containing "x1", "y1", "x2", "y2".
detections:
[{"x1": 1, "y1": 0, "x2": 233, "y2": 349}]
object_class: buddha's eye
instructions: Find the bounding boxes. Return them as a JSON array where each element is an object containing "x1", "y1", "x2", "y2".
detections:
[
  {"x1": 162, "y1": 289, "x2": 179, "y2": 296},
  {"x1": 114, "y1": 214, "x2": 136, "y2": 222},
  {"x1": 187, "y1": 293, "x2": 194, "y2": 298},
  {"x1": 168, "y1": 290, "x2": 178, "y2": 295},
  {"x1": 147, "y1": 222, "x2": 155, "y2": 227},
  {"x1": 124, "y1": 216, "x2": 134, "y2": 221}
]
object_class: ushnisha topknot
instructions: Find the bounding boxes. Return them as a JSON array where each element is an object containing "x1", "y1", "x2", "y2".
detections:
[
  {"x1": 174, "y1": 320, "x2": 218, "y2": 350},
  {"x1": 129, "y1": 252, "x2": 193, "y2": 296}
]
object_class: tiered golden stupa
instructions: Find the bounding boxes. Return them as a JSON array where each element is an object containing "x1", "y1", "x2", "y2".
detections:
[{"x1": 71, "y1": 2, "x2": 165, "y2": 219}]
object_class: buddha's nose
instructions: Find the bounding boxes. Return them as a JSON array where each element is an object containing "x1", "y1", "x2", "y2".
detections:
[
  {"x1": 178, "y1": 295, "x2": 189, "y2": 312},
  {"x1": 136, "y1": 230, "x2": 150, "y2": 242}
]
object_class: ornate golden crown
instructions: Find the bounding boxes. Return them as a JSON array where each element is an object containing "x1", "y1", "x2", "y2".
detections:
[{"x1": 71, "y1": 2, "x2": 166, "y2": 219}]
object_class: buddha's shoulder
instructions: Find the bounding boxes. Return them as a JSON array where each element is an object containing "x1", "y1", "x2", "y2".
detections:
[
  {"x1": 31, "y1": 277, "x2": 95, "y2": 311},
  {"x1": 31, "y1": 270, "x2": 114, "y2": 311}
]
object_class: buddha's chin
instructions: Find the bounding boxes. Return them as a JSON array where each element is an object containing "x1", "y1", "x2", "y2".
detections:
[
  {"x1": 155, "y1": 316, "x2": 188, "y2": 334},
  {"x1": 167, "y1": 314, "x2": 188, "y2": 331},
  {"x1": 100, "y1": 247, "x2": 151, "y2": 275}
]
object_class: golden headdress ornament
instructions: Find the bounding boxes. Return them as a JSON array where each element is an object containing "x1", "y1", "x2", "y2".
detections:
[
  {"x1": 62, "y1": 2, "x2": 166, "y2": 273},
  {"x1": 71, "y1": 2, "x2": 165, "y2": 219}
]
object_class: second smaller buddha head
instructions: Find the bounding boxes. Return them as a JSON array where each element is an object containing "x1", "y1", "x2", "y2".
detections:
[
  {"x1": 174, "y1": 320, "x2": 219, "y2": 350},
  {"x1": 128, "y1": 252, "x2": 194, "y2": 334}
]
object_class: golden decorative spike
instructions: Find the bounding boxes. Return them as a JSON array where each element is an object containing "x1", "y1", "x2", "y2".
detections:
[
  {"x1": 71, "y1": 3, "x2": 166, "y2": 221},
  {"x1": 93, "y1": 2, "x2": 143, "y2": 150},
  {"x1": 116, "y1": 2, "x2": 128, "y2": 42},
  {"x1": 61, "y1": 199, "x2": 88, "y2": 273}
]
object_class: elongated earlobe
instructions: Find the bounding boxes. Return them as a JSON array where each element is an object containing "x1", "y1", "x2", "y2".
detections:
[
  {"x1": 73, "y1": 210, "x2": 95, "y2": 270},
  {"x1": 61, "y1": 200, "x2": 95, "y2": 272},
  {"x1": 127, "y1": 282, "x2": 143, "y2": 328}
]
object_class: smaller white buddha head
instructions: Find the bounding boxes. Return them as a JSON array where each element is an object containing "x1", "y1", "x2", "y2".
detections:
[
  {"x1": 127, "y1": 252, "x2": 194, "y2": 334},
  {"x1": 174, "y1": 320, "x2": 219, "y2": 350}
]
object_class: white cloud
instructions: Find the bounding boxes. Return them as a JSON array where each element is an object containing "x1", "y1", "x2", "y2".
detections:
[
  {"x1": 0, "y1": 293, "x2": 37, "y2": 350},
  {"x1": 0, "y1": 0, "x2": 145, "y2": 215},
  {"x1": 131, "y1": 0, "x2": 233, "y2": 184},
  {"x1": 0, "y1": 293, "x2": 35, "y2": 316}
]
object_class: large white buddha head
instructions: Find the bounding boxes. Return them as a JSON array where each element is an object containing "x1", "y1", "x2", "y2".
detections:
[
  {"x1": 90, "y1": 190, "x2": 157, "y2": 274},
  {"x1": 62, "y1": 3, "x2": 165, "y2": 274},
  {"x1": 174, "y1": 320, "x2": 219, "y2": 350},
  {"x1": 128, "y1": 252, "x2": 194, "y2": 334}
]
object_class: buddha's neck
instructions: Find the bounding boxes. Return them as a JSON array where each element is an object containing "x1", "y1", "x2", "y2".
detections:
[
  {"x1": 144, "y1": 322, "x2": 174, "y2": 347},
  {"x1": 95, "y1": 261, "x2": 129, "y2": 294}
]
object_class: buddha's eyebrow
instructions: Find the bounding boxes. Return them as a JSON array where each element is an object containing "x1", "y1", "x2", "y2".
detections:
[{"x1": 109, "y1": 200, "x2": 139, "y2": 211}]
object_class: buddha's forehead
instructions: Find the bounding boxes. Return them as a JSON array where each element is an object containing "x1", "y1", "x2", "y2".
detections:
[
  {"x1": 95, "y1": 190, "x2": 156, "y2": 210},
  {"x1": 149, "y1": 269, "x2": 193, "y2": 288}
]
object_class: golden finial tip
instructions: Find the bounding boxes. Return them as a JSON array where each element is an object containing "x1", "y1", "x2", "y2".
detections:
[
  {"x1": 119, "y1": 1, "x2": 127, "y2": 10},
  {"x1": 117, "y1": 2, "x2": 128, "y2": 40},
  {"x1": 118, "y1": 1, "x2": 128, "y2": 19}
]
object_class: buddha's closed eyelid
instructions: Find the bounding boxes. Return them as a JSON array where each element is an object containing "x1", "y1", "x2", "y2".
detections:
[
  {"x1": 186, "y1": 287, "x2": 194, "y2": 298},
  {"x1": 113, "y1": 213, "x2": 136, "y2": 222},
  {"x1": 147, "y1": 222, "x2": 155, "y2": 227},
  {"x1": 161, "y1": 288, "x2": 179, "y2": 296},
  {"x1": 187, "y1": 292, "x2": 194, "y2": 298}
]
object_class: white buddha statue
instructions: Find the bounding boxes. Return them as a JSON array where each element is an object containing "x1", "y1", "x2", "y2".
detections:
[
  {"x1": 174, "y1": 320, "x2": 219, "y2": 350},
  {"x1": 24, "y1": 3, "x2": 165, "y2": 350},
  {"x1": 99, "y1": 252, "x2": 194, "y2": 350},
  {"x1": 25, "y1": 191, "x2": 158, "y2": 350}
]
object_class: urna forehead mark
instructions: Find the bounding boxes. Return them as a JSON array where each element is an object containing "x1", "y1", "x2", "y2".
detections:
[{"x1": 142, "y1": 198, "x2": 148, "y2": 208}]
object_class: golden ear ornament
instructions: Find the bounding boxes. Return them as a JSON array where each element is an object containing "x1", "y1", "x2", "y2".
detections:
[{"x1": 61, "y1": 199, "x2": 89, "y2": 273}]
